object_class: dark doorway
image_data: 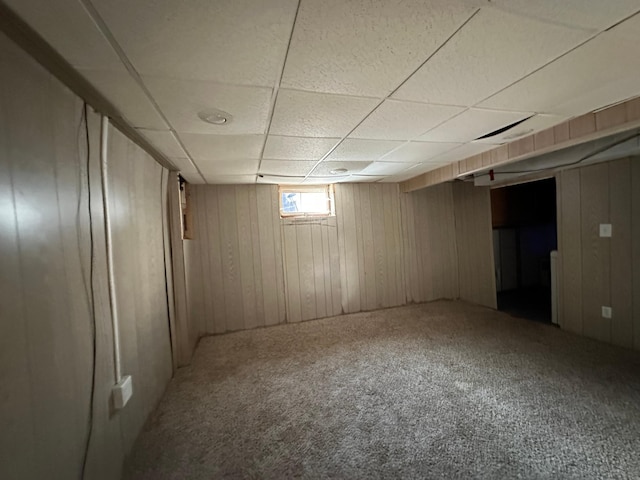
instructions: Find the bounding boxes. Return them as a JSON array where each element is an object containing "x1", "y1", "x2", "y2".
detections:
[{"x1": 491, "y1": 178, "x2": 557, "y2": 323}]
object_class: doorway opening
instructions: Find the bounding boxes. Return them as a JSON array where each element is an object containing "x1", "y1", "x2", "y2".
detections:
[{"x1": 491, "y1": 178, "x2": 557, "y2": 323}]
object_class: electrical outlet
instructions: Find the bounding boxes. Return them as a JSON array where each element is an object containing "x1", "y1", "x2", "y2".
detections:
[
  {"x1": 599, "y1": 224, "x2": 612, "y2": 237},
  {"x1": 112, "y1": 375, "x2": 133, "y2": 410},
  {"x1": 601, "y1": 306, "x2": 612, "y2": 319}
]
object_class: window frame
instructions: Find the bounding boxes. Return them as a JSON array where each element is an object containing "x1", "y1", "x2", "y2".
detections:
[{"x1": 279, "y1": 184, "x2": 335, "y2": 219}]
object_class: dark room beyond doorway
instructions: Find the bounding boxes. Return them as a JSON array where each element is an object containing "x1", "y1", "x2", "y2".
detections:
[{"x1": 491, "y1": 178, "x2": 557, "y2": 323}]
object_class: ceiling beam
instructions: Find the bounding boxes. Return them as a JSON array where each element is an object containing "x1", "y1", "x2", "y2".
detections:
[{"x1": 400, "y1": 96, "x2": 640, "y2": 193}]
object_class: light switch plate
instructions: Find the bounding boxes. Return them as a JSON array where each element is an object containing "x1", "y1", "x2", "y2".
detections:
[
  {"x1": 601, "y1": 306, "x2": 612, "y2": 319},
  {"x1": 599, "y1": 224, "x2": 612, "y2": 237}
]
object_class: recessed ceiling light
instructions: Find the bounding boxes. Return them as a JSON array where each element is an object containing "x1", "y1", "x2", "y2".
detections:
[
  {"x1": 198, "y1": 108, "x2": 232, "y2": 125},
  {"x1": 330, "y1": 168, "x2": 349, "y2": 175}
]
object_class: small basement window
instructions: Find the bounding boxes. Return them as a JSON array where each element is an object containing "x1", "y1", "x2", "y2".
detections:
[{"x1": 279, "y1": 185, "x2": 335, "y2": 218}]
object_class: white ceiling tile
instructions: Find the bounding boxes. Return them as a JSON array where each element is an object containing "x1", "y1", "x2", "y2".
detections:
[
  {"x1": 137, "y1": 130, "x2": 188, "y2": 158},
  {"x1": 257, "y1": 175, "x2": 305, "y2": 185},
  {"x1": 419, "y1": 108, "x2": 531, "y2": 143},
  {"x1": 281, "y1": 0, "x2": 477, "y2": 97},
  {"x1": 259, "y1": 160, "x2": 316, "y2": 177},
  {"x1": 479, "y1": 32, "x2": 640, "y2": 116},
  {"x1": 198, "y1": 160, "x2": 258, "y2": 176},
  {"x1": 312, "y1": 161, "x2": 372, "y2": 176},
  {"x1": 326, "y1": 139, "x2": 405, "y2": 162},
  {"x1": 203, "y1": 174, "x2": 257, "y2": 184},
  {"x1": 168, "y1": 157, "x2": 199, "y2": 173},
  {"x1": 79, "y1": 69, "x2": 167, "y2": 130},
  {"x1": 380, "y1": 141, "x2": 461, "y2": 163},
  {"x1": 392, "y1": 8, "x2": 588, "y2": 107},
  {"x1": 610, "y1": 9, "x2": 640, "y2": 42},
  {"x1": 358, "y1": 162, "x2": 418, "y2": 176},
  {"x1": 93, "y1": 0, "x2": 298, "y2": 86},
  {"x1": 181, "y1": 171, "x2": 207, "y2": 184},
  {"x1": 263, "y1": 136, "x2": 339, "y2": 160},
  {"x1": 429, "y1": 142, "x2": 496, "y2": 164},
  {"x1": 489, "y1": 0, "x2": 640, "y2": 31},
  {"x1": 4, "y1": 0, "x2": 123, "y2": 69},
  {"x1": 180, "y1": 134, "x2": 264, "y2": 161},
  {"x1": 351, "y1": 100, "x2": 464, "y2": 141},
  {"x1": 270, "y1": 90, "x2": 379, "y2": 138},
  {"x1": 303, "y1": 176, "x2": 351, "y2": 184},
  {"x1": 144, "y1": 77, "x2": 272, "y2": 134},
  {"x1": 474, "y1": 113, "x2": 569, "y2": 144},
  {"x1": 389, "y1": 162, "x2": 450, "y2": 182},
  {"x1": 350, "y1": 175, "x2": 385, "y2": 183}
]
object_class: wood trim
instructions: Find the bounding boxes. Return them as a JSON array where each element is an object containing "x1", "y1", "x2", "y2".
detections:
[
  {"x1": 0, "y1": 2, "x2": 177, "y2": 171},
  {"x1": 401, "y1": 97, "x2": 640, "y2": 193}
]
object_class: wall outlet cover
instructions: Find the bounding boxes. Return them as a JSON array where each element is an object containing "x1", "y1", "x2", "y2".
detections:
[
  {"x1": 113, "y1": 375, "x2": 133, "y2": 410},
  {"x1": 599, "y1": 224, "x2": 612, "y2": 237},
  {"x1": 601, "y1": 306, "x2": 612, "y2": 319}
]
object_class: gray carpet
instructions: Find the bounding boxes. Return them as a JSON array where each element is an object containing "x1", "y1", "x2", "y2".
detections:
[{"x1": 124, "y1": 301, "x2": 640, "y2": 479}]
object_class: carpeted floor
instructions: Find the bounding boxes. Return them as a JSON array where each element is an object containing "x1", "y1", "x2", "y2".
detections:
[{"x1": 124, "y1": 301, "x2": 640, "y2": 479}]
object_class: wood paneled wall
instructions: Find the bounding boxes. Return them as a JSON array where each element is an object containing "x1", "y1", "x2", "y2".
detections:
[
  {"x1": 401, "y1": 183, "x2": 459, "y2": 303},
  {"x1": 0, "y1": 32, "x2": 172, "y2": 479},
  {"x1": 452, "y1": 182, "x2": 498, "y2": 309},
  {"x1": 282, "y1": 217, "x2": 342, "y2": 322},
  {"x1": 184, "y1": 185, "x2": 286, "y2": 333},
  {"x1": 556, "y1": 157, "x2": 640, "y2": 350},
  {"x1": 335, "y1": 184, "x2": 406, "y2": 313}
]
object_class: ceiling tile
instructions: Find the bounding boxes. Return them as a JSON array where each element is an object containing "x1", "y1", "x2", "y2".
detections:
[
  {"x1": 93, "y1": 0, "x2": 298, "y2": 86},
  {"x1": 203, "y1": 174, "x2": 257, "y2": 184},
  {"x1": 5, "y1": 0, "x2": 123, "y2": 69},
  {"x1": 270, "y1": 89, "x2": 378, "y2": 138},
  {"x1": 326, "y1": 139, "x2": 405, "y2": 162},
  {"x1": 351, "y1": 100, "x2": 464, "y2": 141},
  {"x1": 350, "y1": 175, "x2": 385, "y2": 183},
  {"x1": 280, "y1": 0, "x2": 477, "y2": 97},
  {"x1": 257, "y1": 175, "x2": 305, "y2": 185},
  {"x1": 303, "y1": 176, "x2": 352, "y2": 184},
  {"x1": 167, "y1": 157, "x2": 199, "y2": 173},
  {"x1": 419, "y1": 108, "x2": 531, "y2": 143},
  {"x1": 198, "y1": 160, "x2": 258, "y2": 176},
  {"x1": 144, "y1": 77, "x2": 272, "y2": 134},
  {"x1": 259, "y1": 160, "x2": 316, "y2": 176},
  {"x1": 79, "y1": 69, "x2": 167, "y2": 130},
  {"x1": 357, "y1": 162, "x2": 418, "y2": 176},
  {"x1": 429, "y1": 142, "x2": 496, "y2": 164},
  {"x1": 312, "y1": 161, "x2": 372, "y2": 176},
  {"x1": 380, "y1": 141, "x2": 461, "y2": 163},
  {"x1": 489, "y1": 0, "x2": 640, "y2": 31},
  {"x1": 389, "y1": 162, "x2": 449, "y2": 182},
  {"x1": 181, "y1": 171, "x2": 206, "y2": 184},
  {"x1": 263, "y1": 136, "x2": 339, "y2": 160},
  {"x1": 479, "y1": 32, "x2": 640, "y2": 116},
  {"x1": 180, "y1": 134, "x2": 264, "y2": 161},
  {"x1": 474, "y1": 113, "x2": 569, "y2": 144},
  {"x1": 137, "y1": 130, "x2": 189, "y2": 158},
  {"x1": 392, "y1": 8, "x2": 588, "y2": 107}
]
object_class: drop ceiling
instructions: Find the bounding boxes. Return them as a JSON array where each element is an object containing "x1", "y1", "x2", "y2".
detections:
[{"x1": 6, "y1": 0, "x2": 640, "y2": 184}]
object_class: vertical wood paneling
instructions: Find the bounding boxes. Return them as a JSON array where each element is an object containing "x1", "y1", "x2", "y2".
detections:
[
  {"x1": 609, "y1": 159, "x2": 633, "y2": 348},
  {"x1": 558, "y1": 169, "x2": 583, "y2": 334},
  {"x1": 580, "y1": 164, "x2": 610, "y2": 343},
  {"x1": 281, "y1": 217, "x2": 341, "y2": 322},
  {"x1": 0, "y1": 32, "x2": 173, "y2": 479},
  {"x1": 185, "y1": 185, "x2": 286, "y2": 332},
  {"x1": 335, "y1": 184, "x2": 405, "y2": 313},
  {"x1": 453, "y1": 182, "x2": 496, "y2": 308},
  {"x1": 632, "y1": 160, "x2": 640, "y2": 351}
]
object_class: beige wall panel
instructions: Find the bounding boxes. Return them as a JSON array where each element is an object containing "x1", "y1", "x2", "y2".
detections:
[
  {"x1": 453, "y1": 182, "x2": 496, "y2": 309},
  {"x1": 609, "y1": 159, "x2": 633, "y2": 348},
  {"x1": 580, "y1": 164, "x2": 610, "y2": 343},
  {"x1": 558, "y1": 169, "x2": 583, "y2": 334},
  {"x1": 632, "y1": 159, "x2": 640, "y2": 351},
  {"x1": 282, "y1": 221, "x2": 302, "y2": 322}
]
